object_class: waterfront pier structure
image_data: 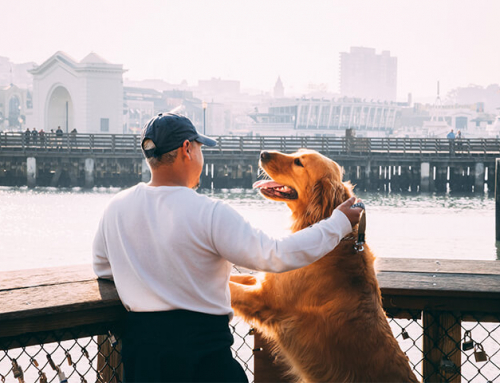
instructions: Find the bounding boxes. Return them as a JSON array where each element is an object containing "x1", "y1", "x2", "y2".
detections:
[{"x1": 1, "y1": 132, "x2": 499, "y2": 193}]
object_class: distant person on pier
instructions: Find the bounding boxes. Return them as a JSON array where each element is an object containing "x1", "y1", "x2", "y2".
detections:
[
  {"x1": 70, "y1": 128, "x2": 77, "y2": 145},
  {"x1": 92, "y1": 112, "x2": 363, "y2": 383},
  {"x1": 24, "y1": 128, "x2": 30, "y2": 146},
  {"x1": 39, "y1": 129, "x2": 45, "y2": 146},
  {"x1": 31, "y1": 127, "x2": 38, "y2": 145},
  {"x1": 447, "y1": 129, "x2": 456, "y2": 154},
  {"x1": 56, "y1": 126, "x2": 63, "y2": 148}
]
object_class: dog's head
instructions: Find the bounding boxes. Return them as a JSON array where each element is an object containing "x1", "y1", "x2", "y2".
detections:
[{"x1": 253, "y1": 149, "x2": 354, "y2": 231}]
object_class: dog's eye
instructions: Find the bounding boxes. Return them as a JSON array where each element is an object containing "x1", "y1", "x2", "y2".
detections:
[{"x1": 294, "y1": 158, "x2": 303, "y2": 167}]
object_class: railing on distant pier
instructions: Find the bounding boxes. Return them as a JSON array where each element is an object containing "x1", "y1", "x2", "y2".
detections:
[
  {"x1": 1, "y1": 132, "x2": 500, "y2": 157},
  {"x1": 1, "y1": 259, "x2": 499, "y2": 383}
]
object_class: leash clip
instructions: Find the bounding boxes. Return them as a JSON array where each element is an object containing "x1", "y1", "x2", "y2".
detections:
[
  {"x1": 351, "y1": 202, "x2": 366, "y2": 253},
  {"x1": 354, "y1": 233, "x2": 365, "y2": 252}
]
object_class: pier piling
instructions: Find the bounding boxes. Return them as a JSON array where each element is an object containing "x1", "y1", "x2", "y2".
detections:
[
  {"x1": 475, "y1": 162, "x2": 485, "y2": 193},
  {"x1": 84, "y1": 158, "x2": 95, "y2": 188},
  {"x1": 420, "y1": 162, "x2": 430, "y2": 193},
  {"x1": 26, "y1": 157, "x2": 36, "y2": 188}
]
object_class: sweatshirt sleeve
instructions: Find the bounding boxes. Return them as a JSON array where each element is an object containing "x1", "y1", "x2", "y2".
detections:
[
  {"x1": 92, "y1": 215, "x2": 114, "y2": 280},
  {"x1": 210, "y1": 202, "x2": 352, "y2": 272}
]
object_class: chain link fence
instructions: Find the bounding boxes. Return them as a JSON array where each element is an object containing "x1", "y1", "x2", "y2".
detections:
[
  {"x1": 1, "y1": 312, "x2": 498, "y2": 382},
  {"x1": 0, "y1": 323, "x2": 124, "y2": 383},
  {"x1": 387, "y1": 310, "x2": 500, "y2": 383}
]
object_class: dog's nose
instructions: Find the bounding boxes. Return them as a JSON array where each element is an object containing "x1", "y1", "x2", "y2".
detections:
[{"x1": 260, "y1": 151, "x2": 271, "y2": 163}]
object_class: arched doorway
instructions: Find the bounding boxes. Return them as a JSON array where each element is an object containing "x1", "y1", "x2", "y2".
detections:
[
  {"x1": 8, "y1": 96, "x2": 21, "y2": 127},
  {"x1": 46, "y1": 86, "x2": 73, "y2": 133}
]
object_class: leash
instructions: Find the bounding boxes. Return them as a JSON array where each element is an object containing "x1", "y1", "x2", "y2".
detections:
[{"x1": 351, "y1": 202, "x2": 366, "y2": 252}]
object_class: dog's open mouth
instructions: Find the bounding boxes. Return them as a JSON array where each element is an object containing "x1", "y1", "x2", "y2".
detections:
[{"x1": 253, "y1": 180, "x2": 298, "y2": 200}]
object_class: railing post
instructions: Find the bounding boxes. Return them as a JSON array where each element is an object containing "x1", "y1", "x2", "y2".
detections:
[
  {"x1": 496, "y1": 159, "x2": 500, "y2": 241},
  {"x1": 423, "y1": 311, "x2": 461, "y2": 383},
  {"x1": 97, "y1": 335, "x2": 123, "y2": 383}
]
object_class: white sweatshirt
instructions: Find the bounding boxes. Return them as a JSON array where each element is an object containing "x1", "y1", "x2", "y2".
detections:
[{"x1": 93, "y1": 183, "x2": 352, "y2": 315}]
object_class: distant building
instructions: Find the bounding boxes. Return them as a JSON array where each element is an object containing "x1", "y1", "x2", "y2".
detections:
[
  {"x1": 28, "y1": 51, "x2": 125, "y2": 133},
  {"x1": 448, "y1": 84, "x2": 500, "y2": 114},
  {"x1": 243, "y1": 97, "x2": 400, "y2": 137},
  {"x1": 0, "y1": 56, "x2": 36, "y2": 88},
  {"x1": 0, "y1": 85, "x2": 31, "y2": 130},
  {"x1": 123, "y1": 87, "x2": 164, "y2": 133},
  {"x1": 197, "y1": 78, "x2": 240, "y2": 99},
  {"x1": 340, "y1": 47, "x2": 397, "y2": 102},
  {"x1": 274, "y1": 77, "x2": 284, "y2": 98}
]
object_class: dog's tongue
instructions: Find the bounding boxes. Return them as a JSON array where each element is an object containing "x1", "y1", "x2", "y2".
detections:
[{"x1": 253, "y1": 180, "x2": 284, "y2": 189}]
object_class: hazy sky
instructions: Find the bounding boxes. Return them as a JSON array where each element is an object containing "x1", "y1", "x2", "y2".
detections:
[{"x1": 2, "y1": 0, "x2": 499, "y2": 101}]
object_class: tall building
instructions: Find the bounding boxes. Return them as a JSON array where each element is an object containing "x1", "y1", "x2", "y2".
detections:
[
  {"x1": 273, "y1": 76, "x2": 284, "y2": 98},
  {"x1": 340, "y1": 47, "x2": 397, "y2": 102}
]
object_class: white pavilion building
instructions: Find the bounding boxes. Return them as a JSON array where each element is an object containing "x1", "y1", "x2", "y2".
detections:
[{"x1": 28, "y1": 51, "x2": 125, "y2": 134}]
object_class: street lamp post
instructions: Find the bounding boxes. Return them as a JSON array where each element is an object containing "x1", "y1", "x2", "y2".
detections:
[{"x1": 202, "y1": 101, "x2": 207, "y2": 135}]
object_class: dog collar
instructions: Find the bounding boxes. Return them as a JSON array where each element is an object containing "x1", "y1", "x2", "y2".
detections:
[{"x1": 342, "y1": 202, "x2": 366, "y2": 252}]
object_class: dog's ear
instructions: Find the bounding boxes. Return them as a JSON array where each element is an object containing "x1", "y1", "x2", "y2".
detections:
[
  {"x1": 304, "y1": 178, "x2": 335, "y2": 224},
  {"x1": 305, "y1": 179, "x2": 355, "y2": 225}
]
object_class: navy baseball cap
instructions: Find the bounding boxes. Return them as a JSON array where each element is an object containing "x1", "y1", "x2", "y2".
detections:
[{"x1": 141, "y1": 113, "x2": 217, "y2": 158}]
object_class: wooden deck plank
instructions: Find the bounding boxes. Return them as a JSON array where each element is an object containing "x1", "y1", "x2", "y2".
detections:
[
  {"x1": 0, "y1": 279, "x2": 120, "y2": 319},
  {"x1": 377, "y1": 271, "x2": 500, "y2": 297},
  {"x1": 0, "y1": 264, "x2": 95, "y2": 291},
  {"x1": 376, "y1": 257, "x2": 500, "y2": 275}
]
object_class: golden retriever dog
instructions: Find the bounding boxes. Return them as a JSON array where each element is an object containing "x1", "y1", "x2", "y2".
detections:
[{"x1": 230, "y1": 149, "x2": 418, "y2": 383}]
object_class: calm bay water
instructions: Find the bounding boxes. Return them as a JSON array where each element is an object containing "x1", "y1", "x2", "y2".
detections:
[{"x1": 0, "y1": 186, "x2": 498, "y2": 272}]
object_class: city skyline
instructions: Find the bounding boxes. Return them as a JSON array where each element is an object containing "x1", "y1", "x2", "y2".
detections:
[{"x1": 1, "y1": 0, "x2": 499, "y2": 102}]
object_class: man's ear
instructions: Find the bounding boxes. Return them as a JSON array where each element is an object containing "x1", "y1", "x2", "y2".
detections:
[{"x1": 180, "y1": 140, "x2": 192, "y2": 158}]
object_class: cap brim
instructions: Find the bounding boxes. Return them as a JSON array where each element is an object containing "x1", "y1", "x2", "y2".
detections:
[{"x1": 195, "y1": 134, "x2": 217, "y2": 147}]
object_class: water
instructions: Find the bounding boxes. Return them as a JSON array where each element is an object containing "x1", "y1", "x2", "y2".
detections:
[{"x1": 0, "y1": 186, "x2": 497, "y2": 272}]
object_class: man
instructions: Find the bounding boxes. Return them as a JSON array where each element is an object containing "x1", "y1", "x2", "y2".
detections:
[
  {"x1": 32, "y1": 127, "x2": 39, "y2": 146},
  {"x1": 93, "y1": 113, "x2": 362, "y2": 383},
  {"x1": 447, "y1": 129, "x2": 456, "y2": 154},
  {"x1": 56, "y1": 126, "x2": 63, "y2": 148}
]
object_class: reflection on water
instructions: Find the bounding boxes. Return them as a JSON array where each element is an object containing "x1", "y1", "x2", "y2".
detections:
[{"x1": 0, "y1": 186, "x2": 497, "y2": 272}]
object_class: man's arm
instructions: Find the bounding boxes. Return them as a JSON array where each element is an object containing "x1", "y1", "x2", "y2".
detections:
[
  {"x1": 92, "y1": 216, "x2": 113, "y2": 280},
  {"x1": 211, "y1": 198, "x2": 361, "y2": 273}
]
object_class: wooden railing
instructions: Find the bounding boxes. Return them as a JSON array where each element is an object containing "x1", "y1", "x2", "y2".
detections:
[
  {"x1": 1, "y1": 132, "x2": 500, "y2": 157},
  {"x1": 1, "y1": 259, "x2": 500, "y2": 382}
]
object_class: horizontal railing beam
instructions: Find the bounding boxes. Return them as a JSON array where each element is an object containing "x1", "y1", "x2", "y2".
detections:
[
  {"x1": 1, "y1": 258, "x2": 500, "y2": 348},
  {"x1": 2, "y1": 132, "x2": 500, "y2": 158}
]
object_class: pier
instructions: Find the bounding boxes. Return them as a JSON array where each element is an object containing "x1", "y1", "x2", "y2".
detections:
[
  {"x1": 1, "y1": 259, "x2": 499, "y2": 382},
  {"x1": 1, "y1": 132, "x2": 500, "y2": 192}
]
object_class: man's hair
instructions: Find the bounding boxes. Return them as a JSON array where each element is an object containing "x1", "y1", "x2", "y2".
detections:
[{"x1": 143, "y1": 139, "x2": 178, "y2": 169}]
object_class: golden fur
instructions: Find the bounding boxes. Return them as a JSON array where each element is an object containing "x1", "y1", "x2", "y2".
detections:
[{"x1": 230, "y1": 149, "x2": 418, "y2": 383}]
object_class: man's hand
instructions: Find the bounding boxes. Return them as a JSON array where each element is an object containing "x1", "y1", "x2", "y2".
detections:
[{"x1": 336, "y1": 197, "x2": 363, "y2": 227}]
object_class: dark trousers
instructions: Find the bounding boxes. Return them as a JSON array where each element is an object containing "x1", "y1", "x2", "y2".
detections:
[{"x1": 122, "y1": 310, "x2": 248, "y2": 383}]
